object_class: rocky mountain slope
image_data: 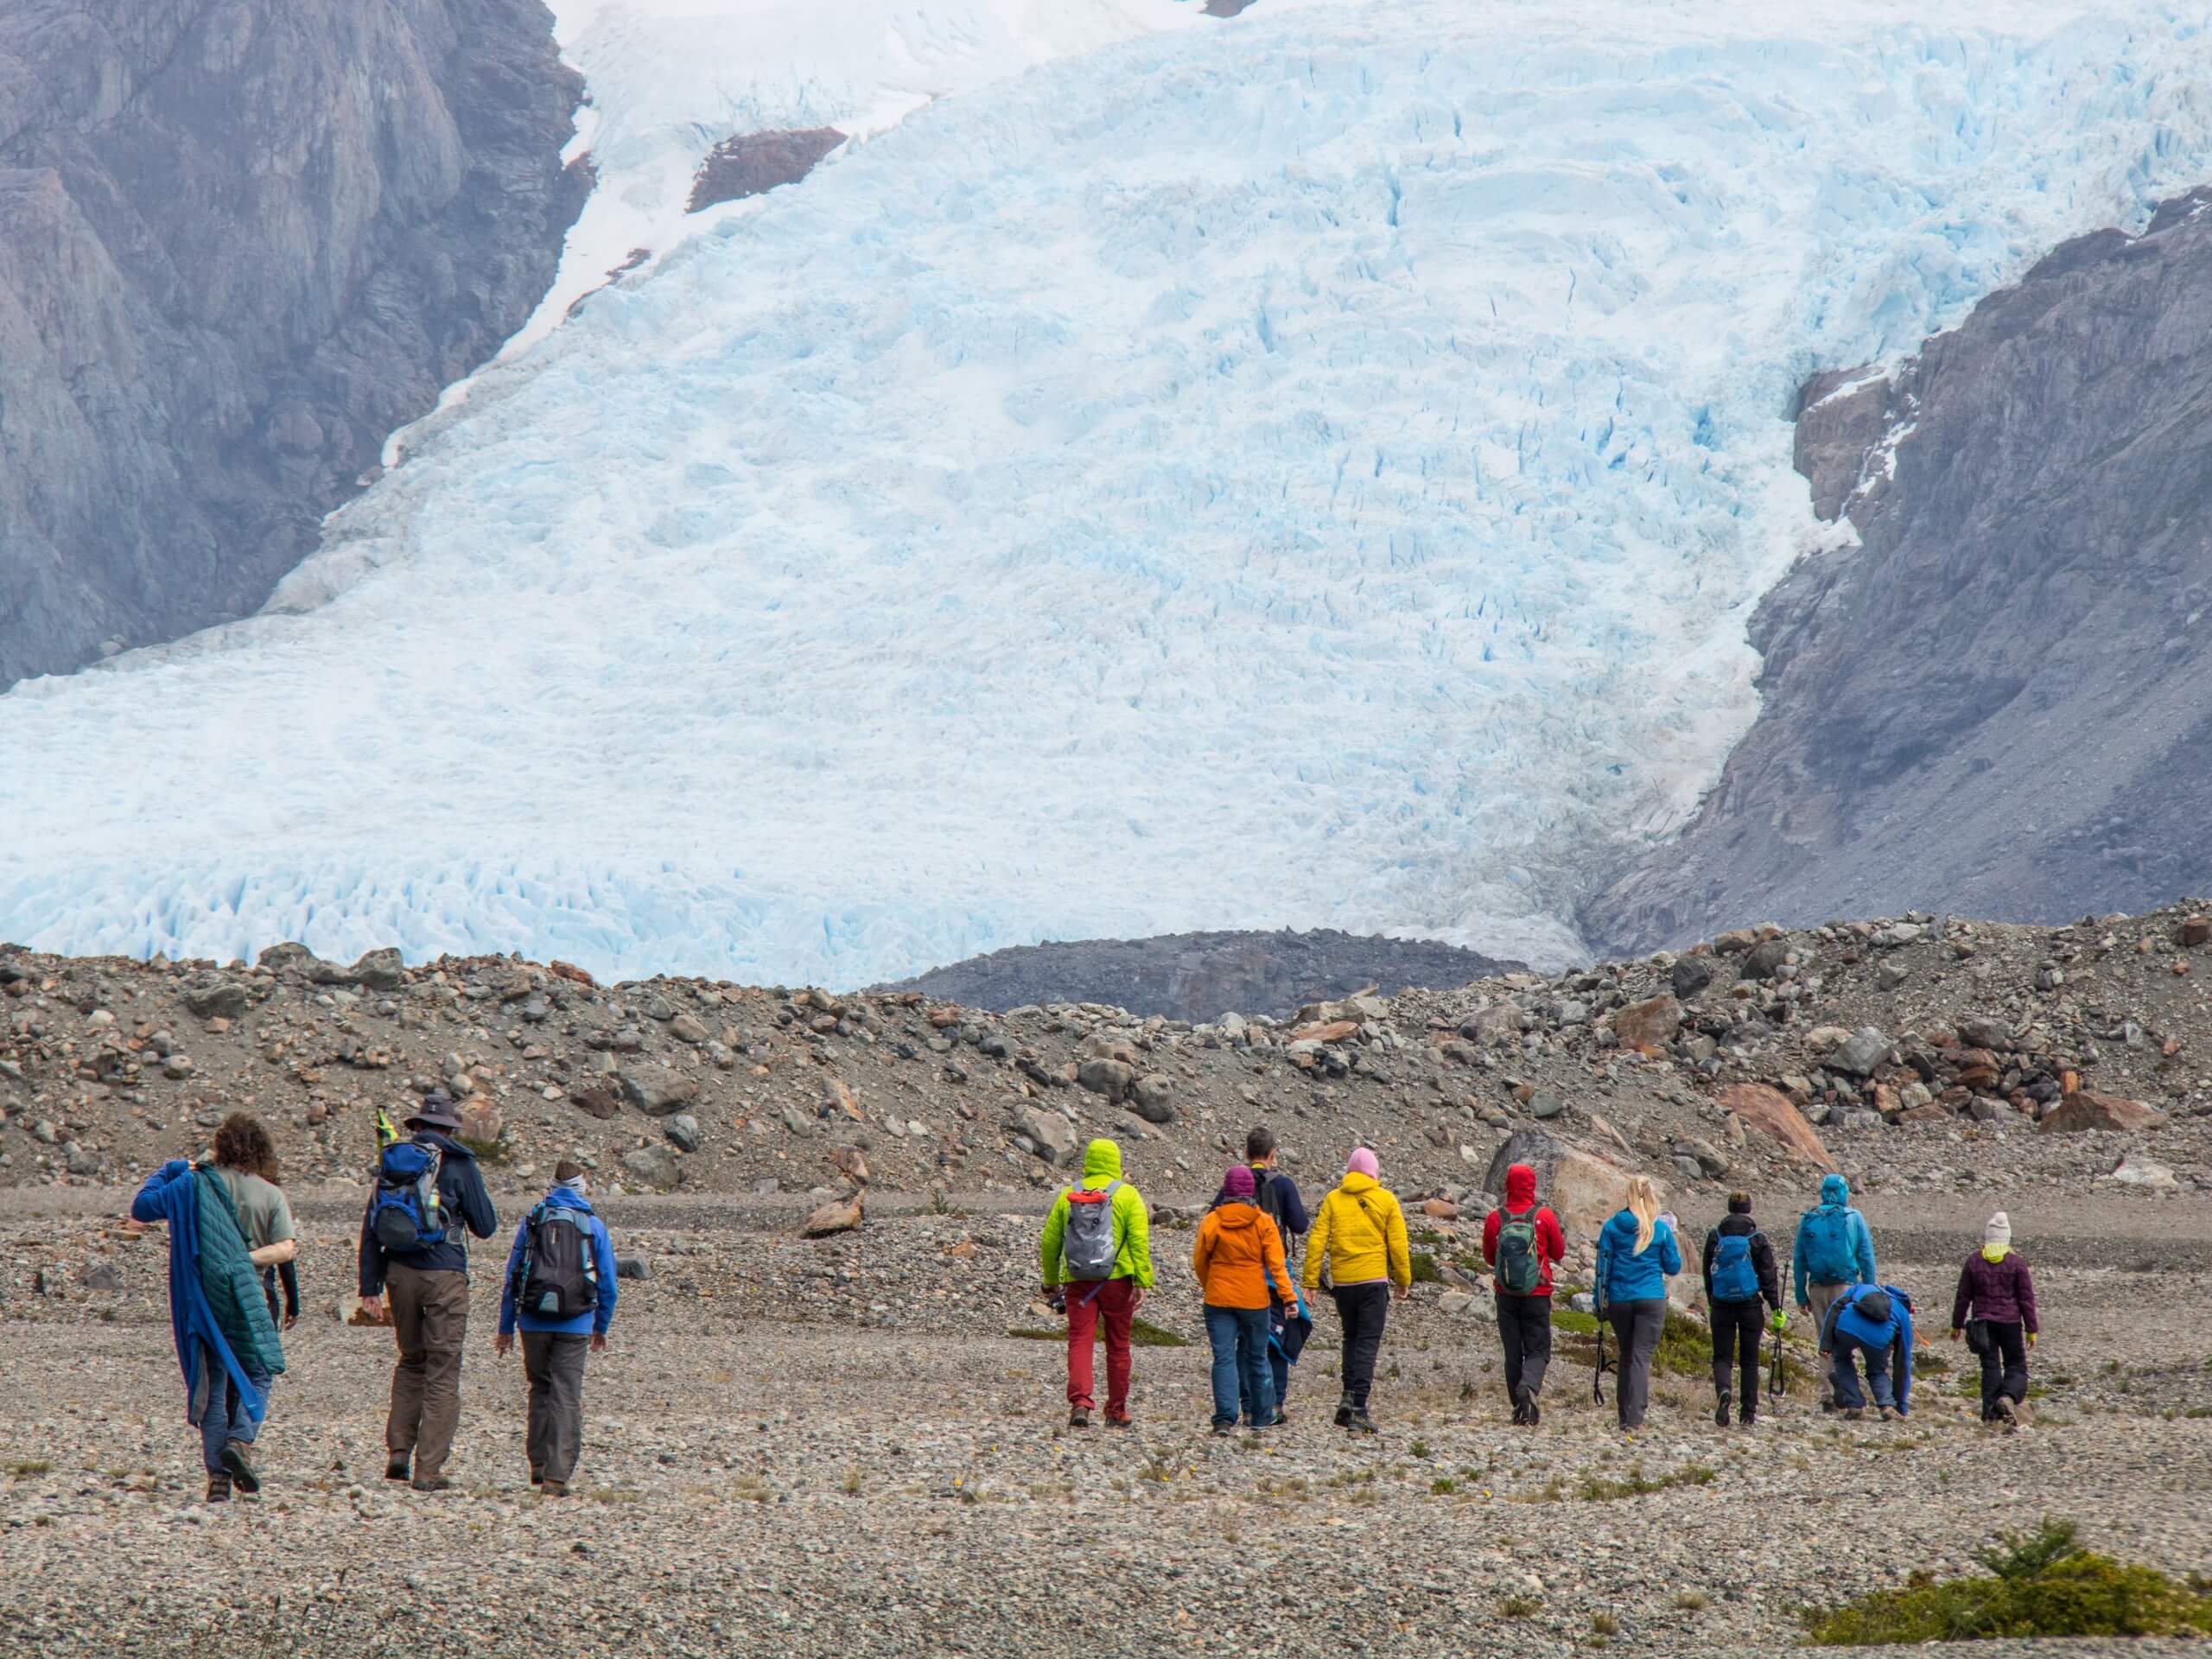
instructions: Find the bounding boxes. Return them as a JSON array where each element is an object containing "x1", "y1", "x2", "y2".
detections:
[
  {"x1": 885, "y1": 929, "x2": 1519, "y2": 1021},
  {"x1": 3, "y1": 906, "x2": 2205, "y2": 1243},
  {"x1": 0, "y1": 0, "x2": 584, "y2": 685},
  {"x1": 1592, "y1": 186, "x2": 2212, "y2": 956}
]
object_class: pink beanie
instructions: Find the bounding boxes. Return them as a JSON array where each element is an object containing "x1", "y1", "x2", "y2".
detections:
[{"x1": 1345, "y1": 1146, "x2": 1380, "y2": 1179}]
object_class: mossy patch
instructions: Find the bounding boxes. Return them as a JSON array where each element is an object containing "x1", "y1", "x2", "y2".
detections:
[
  {"x1": 1007, "y1": 1318, "x2": 1189, "y2": 1348},
  {"x1": 1804, "y1": 1522, "x2": 2212, "y2": 1645}
]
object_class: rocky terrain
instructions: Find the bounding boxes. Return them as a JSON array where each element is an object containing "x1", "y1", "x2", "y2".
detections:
[
  {"x1": 1596, "y1": 183, "x2": 2212, "y2": 956},
  {"x1": 887, "y1": 928, "x2": 1519, "y2": 1022},
  {"x1": 3, "y1": 906, "x2": 2211, "y2": 1654},
  {"x1": 0, "y1": 0, "x2": 584, "y2": 685}
]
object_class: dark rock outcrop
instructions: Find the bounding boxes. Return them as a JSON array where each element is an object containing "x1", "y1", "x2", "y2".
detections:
[
  {"x1": 687, "y1": 128, "x2": 845, "y2": 213},
  {"x1": 1590, "y1": 187, "x2": 2212, "y2": 954},
  {"x1": 0, "y1": 0, "x2": 586, "y2": 686},
  {"x1": 885, "y1": 928, "x2": 1520, "y2": 1020}
]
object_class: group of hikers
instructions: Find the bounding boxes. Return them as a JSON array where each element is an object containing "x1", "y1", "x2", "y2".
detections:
[
  {"x1": 1040, "y1": 1135, "x2": 2044, "y2": 1437},
  {"x1": 132, "y1": 1090, "x2": 621, "y2": 1501},
  {"x1": 130, "y1": 1098, "x2": 2044, "y2": 1499}
]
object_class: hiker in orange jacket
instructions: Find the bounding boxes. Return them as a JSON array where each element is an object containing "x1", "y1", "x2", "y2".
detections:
[{"x1": 1192, "y1": 1164, "x2": 1293, "y2": 1433}]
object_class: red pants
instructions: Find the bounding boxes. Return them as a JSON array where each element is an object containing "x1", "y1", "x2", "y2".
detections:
[{"x1": 1064, "y1": 1277, "x2": 1137, "y2": 1417}]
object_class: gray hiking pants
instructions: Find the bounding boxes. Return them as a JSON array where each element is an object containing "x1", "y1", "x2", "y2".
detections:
[
  {"x1": 522, "y1": 1332, "x2": 590, "y2": 1484},
  {"x1": 1805, "y1": 1282, "x2": 1846, "y2": 1407}
]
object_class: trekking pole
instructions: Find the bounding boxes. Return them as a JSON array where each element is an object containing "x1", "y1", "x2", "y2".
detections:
[{"x1": 1592, "y1": 1306, "x2": 1611, "y2": 1406}]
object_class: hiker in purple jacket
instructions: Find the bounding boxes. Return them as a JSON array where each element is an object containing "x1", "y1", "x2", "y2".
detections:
[{"x1": 1949, "y1": 1211, "x2": 2040, "y2": 1426}]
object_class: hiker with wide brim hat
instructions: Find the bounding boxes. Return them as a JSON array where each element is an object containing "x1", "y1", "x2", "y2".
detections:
[{"x1": 357, "y1": 1089, "x2": 499, "y2": 1491}]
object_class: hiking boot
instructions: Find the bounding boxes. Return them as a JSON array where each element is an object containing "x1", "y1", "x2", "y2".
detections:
[
  {"x1": 410, "y1": 1476, "x2": 453, "y2": 1494},
  {"x1": 1333, "y1": 1398, "x2": 1355, "y2": 1429},
  {"x1": 1991, "y1": 1396, "x2": 2017, "y2": 1427},
  {"x1": 1346, "y1": 1408, "x2": 1378, "y2": 1435},
  {"x1": 1105, "y1": 1413, "x2": 1134, "y2": 1429},
  {"x1": 1067, "y1": 1408, "x2": 1091, "y2": 1430},
  {"x1": 530, "y1": 1466, "x2": 544, "y2": 1486},
  {"x1": 385, "y1": 1453, "x2": 411, "y2": 1483},
  {"x1": 206, "y1": 1472, "x2": 232, "y2": 1504},
  {"x1": 541, "y1": 1478, "x2": 569, "y2": 1497},
  {"x1": 1877, "y1": 1405, "x2": 1894, "y2": 1423},
  {"x1": 1738, "y1": 1411, "x2": 1757, "y2": 1431},
  {"x1": 1842, "y1": 1407, "x2": 1865, "y2": 1421},
  {"x1": 1524, "y1": 1392, "x2": 1540, "y2": 1428},
  {"x1": 1211, "y1": 1422, "x2": 1235, "y2": 1437},
  {"x1": 1268, "y1": 1410, "x2": 1289, "y2": 1427},
  {"x1": 219, "y1": 1440, "x2": 260, "y2": 1496},
  {"x1": 1714, "y1": 1394, "x2": 1732, "y2": 1429}
]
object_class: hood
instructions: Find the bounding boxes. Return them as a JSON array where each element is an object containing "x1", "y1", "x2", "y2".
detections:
[
  {"x1": 1080, "y1": 1138, "x2": 1123, "y2": 1185},
  {"x1": 543, "y1": 1184, "x2": 594, "y2": 1214},
  {"x1": 1820, "y1": 1173, "x2": 1849, "y2": 1206},
  {"x1": 1853, "y1": 1287, "x2": 1892, "y2": 1325},
  {"x1": 1212, "y1": 1201, "x2": 1260, "y2": 1230},
  {"x1": 1339, "y1": 1171, "x2": 1379, "y2": 1196},
  {"x1": 1504, "y1": 1163, "x2": 1537, "y2": 1209}
]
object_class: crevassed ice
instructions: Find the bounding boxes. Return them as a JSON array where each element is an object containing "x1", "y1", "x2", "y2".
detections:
[{"x1": 5, "y1": 0, "x2": 2212, "y2": 985}]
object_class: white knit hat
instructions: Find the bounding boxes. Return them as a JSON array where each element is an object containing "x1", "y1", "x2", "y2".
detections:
[{"x1": 1985, "y1": 1211, "x2": 2012, "y2": 1248}]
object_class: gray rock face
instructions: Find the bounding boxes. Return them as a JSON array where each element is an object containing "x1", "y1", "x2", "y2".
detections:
[
  {"x1": 1592, "y1": 188, "x2": 2212, "y2": 954},
  {"x1": 0, "y1": 0, "x2": 585, "y2": 685},
  {"x1": 886, "y1": 928, "x2": 1519, "y2": 1021}
]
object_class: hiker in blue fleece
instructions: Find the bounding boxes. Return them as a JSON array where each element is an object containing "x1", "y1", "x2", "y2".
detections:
[
  {"x1": 1792, "y1": 1173, "x2": 1878, "y2": 1410},
  {"x1": 132, "y1": 1159, "x2": 289, "y2": 1502},
  {"x1": 495, "y1": 1161, "x2": 618, "y2": 1496},
  {"x1": 1821, "y1": 1281, "x2": 1916, "y2": 1420}
]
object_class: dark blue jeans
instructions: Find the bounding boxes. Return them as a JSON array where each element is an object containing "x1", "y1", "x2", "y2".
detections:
[
  {"x1": 1205, "y1": 1305, "x2": 1272, "y2": 1427},
  {"x1": 1830, "y1": 1333, "x2": 1896, "y2": 1411},
  {"x1": 1240, "y1": 1316, "x2": 1293, "y2": 1422},
  {"x1": 198, "y1": 1343, "x2": 271, "y2": 1474}
]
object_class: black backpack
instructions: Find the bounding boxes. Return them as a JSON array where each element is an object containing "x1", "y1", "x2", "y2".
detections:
[{"x1": 514, "y1": 1202, "x2": 599, "y2": 1321}]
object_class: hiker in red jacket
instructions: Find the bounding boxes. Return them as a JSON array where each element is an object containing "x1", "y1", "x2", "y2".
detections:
[
  {"x1": 1950, "y1": 1211, "x2": 2040, "y2": 1426},
  {"x1": 1482, "y1": 1163, "x2": 1566, "y2": 1426}
]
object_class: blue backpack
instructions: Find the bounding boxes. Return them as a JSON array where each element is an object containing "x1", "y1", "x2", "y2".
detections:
[
  {"x1": 371, "y1": 1140, "x2": 447, "y2": 1252},
  {"x1": 1800, "y1": 1205, "x2": 1858, "y2": 1284},
  {"x1": 1711, "y1": 1230, "x2": 1760, "y2": 1301}
]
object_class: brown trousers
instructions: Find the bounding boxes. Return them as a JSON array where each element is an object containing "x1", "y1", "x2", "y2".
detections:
[{"x1": 385, "y1": 1264, "x2": 470, "y2": 1478}]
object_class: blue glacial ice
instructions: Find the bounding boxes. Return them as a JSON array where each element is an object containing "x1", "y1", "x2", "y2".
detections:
[{"x1": 6, "y1": 0, "x2": 2212, "y2": 985}]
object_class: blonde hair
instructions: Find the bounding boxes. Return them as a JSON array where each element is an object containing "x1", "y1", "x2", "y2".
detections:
[{"x1": 1627, "y1": 1176, "x2": 1660, "y2": 1256}]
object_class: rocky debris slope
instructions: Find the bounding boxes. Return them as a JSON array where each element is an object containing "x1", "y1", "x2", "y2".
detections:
[
  {"x1": 885, "y1": 928, "x2": 1521, "y2": 1021},
  {"x1": 0, "y1": 0, "x2": 585, "y2": 685},
  {"x1": 686, "y1": 129, "x2": 845, "y2": 213},
  {"x1": 1593, "y1": 185, "x2": 2212, "y2": 954},
  {"x1": 3, "y1": 906, "x2": 2209, "y2": 1229}
]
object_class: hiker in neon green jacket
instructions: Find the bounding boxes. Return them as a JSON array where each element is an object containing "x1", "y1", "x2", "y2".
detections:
[{"x1": 1038, "y1": 1138, "x2": 1153, "y2": 1427}]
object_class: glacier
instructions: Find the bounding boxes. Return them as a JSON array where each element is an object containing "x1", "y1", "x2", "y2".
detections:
[{"x1": 6, "y1": 0, "x2": 2212, "y2": 986}]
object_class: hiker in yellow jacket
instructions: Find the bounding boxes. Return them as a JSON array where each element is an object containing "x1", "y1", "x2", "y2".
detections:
[{"x1": 1301, "y1": 1147, "x2": 1412, "y2": 1433}]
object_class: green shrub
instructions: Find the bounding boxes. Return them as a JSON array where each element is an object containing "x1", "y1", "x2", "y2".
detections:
[
  {"x1": 1805, "y1": 1522, "x2": 2212, "y2": 1645},
  {"x1": 1409, "y1": 1249, "x2": 1442, "y2": 1285}
]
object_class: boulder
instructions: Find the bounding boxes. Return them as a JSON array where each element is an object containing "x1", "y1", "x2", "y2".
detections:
[
  {"x1": 2108, "y1": 1150, "x2": 2177, "y2": 1189},
  {"x1": 1955, "y1": 1015, "x2": 2013, "y2": 1052},
  {"x1": 1738, "y1": 938, "x2": 1791, "y2": 981},
  {"x1": 620, "y1": 1146, "x2": 682, "y2": 1188},
  {"x1": 1669, "y1": 956, "x2": 1715, "y2": 1001},
  {"x1": 455, "y1": 1101, "x2": 502, "y2": 1147},
  {"x1": 182, "y1": 982, "x2": 250, "y2": 1020},
  {"x1": 1438, "y1": 1290, "x2": 1496, "y2": 1322},
  {"x1": 1128, "y1": 1073, "x2": 1175, "y2": 1124},
  {"x1": 1614, "y1": 995, "x2": 1681, "y2": 1051},
  {"x1": 1076, "y1": 1058, "x2": 1136, "y2": 1099},
  {"x1": 800, "y1": 1193, "x2": 865, "y2": 1237},
  {"x1": 669, "y1": 1013, "x2": 709, "y2": 1045},
  {"x1": 2040, "y1": 1091, "x2": 2167, "y2": 1134},
  {"x1": 1715, "y1": 1083, "x2": 1836, "y2": 1171},
  {"x1": 613, "y1": 1255, "x2": 651, "y2": 1281},
  {"x1": 1827, "y1": 1027, "x2": 1892, "y2": 1077},
  {"x1": 351, "y1": 947, "x2": 407, "y2": 990},
  {"x1": 1482, "y1": 1130, "x2": 1657, "y2": 1249},
  {"x1": 619, "y1": 1065, "x2": 700, "y2": 1116},
  {"x1": 571, "y1": 1086, "x2": 623, "y2": 1121},
  {"x1": 80, "y1": 1260, "x2": 123, "y2": 1293},
  {"x1": 1462, "y1": 1005, "x2": 1521, "y2": 1046},
  {"x1": 664, "y1": 1113, "x2": 702, "y2": 1153},
  {"x1": 1015, "y1": 1104, "x2": 1077, "y2": 1166}
]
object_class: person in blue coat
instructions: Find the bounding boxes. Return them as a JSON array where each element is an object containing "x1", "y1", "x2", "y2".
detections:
[
  {"x1": 1594, "y1": 1176, "x2": 1683, "y2": 1433},
  {"x1": 495, "y1": 1161, "x2": 618, "y2": 1496},
  {"x1": 1820, "y1": 1281, "x2": 1915, "y2": 1420},
  {"x1": 1792, "y1": 1173, "x2": 1878, "y2": 1411}
]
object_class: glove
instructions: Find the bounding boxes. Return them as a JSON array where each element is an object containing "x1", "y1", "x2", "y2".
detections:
[
  {"x1": 1770, "y1": 1310, "x2": 1789, "y2": 1334},
  {"x1": 2026, "y1": 1332, "x2": 2037, "y2": 1347}
]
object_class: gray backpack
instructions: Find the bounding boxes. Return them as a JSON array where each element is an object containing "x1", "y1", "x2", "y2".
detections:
[{"x1": 1060, "y1": 1181, "x2": 1123, "y2": 1281}]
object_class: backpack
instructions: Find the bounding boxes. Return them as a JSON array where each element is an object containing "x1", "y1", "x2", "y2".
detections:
[
  {"x1": 1799, "y1": 1205, "x2": 1858, "y2": 1284},
  {"x1": 1711, "y1": 1229, "x2": 1760, "y2": 1301},
  {"x1": 1495, "y1": 1205, "x2": 1544, "y2": 1295},
  {"x1": 1060, "y1": 1181, "x2": 1123, "y2": 1281},
  {"x1": 371, "y1": 1139, "x2": 446, "y2": 1253},
  {"x1": 515, "y1": 1202, "x2": 599, "y2": 1321}
]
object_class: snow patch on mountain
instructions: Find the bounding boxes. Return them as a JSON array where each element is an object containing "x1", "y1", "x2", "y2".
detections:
[{"x1": 8, "y1": 0, "x2": 2212, "y2": 985}]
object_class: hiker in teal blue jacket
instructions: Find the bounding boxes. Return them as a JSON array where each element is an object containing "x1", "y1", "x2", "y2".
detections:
[
  {"x1": 1792, "y1": 1173, "x2": 1877, "y2": 1410},
  {"x1": 132, "y1": 1159, "x2": 288, "y2": 1502}
]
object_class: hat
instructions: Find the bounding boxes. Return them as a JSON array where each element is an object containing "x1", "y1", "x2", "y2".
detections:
[
  {"x1": 405, "y1": 1089, "x2": 462, "y2": 1133},
  {"x1": 1985, "y1": 1211, "x2": 2012, "y2": 1248},
  {"x1": 1223, "y1": 1164, "x2": 1257, "y2": 1199},
  {"x1": 1345, "y1": 1146, "x2": 1380, "y2": 1179}
]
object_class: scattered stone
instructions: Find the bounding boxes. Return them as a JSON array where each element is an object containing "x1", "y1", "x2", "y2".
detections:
[
  {"x1": 620, "y1": 1146, "x2": 683, "y2": 1188},
  {"x1": 2039, "y1": 1091, "x2": 2167, "y2": 1135},
  {"x1": 1613, "y1": 994, "x2": 1681, "y2": 1051},
  {"x1": 2108, "y1": 1150, "x2": 2177, "y2": 1189},
  {"x1": 1669, "y1": 956, "x2": 1715, "y2": 1001},
  {"x1": 1015, "y1": 1105, "x2": 1076, "y2": 1166},
  {"x1": 1128, "y1": 1073, "x2": 1175, "y2": 1124},
  {"x1": 182, "y1": 982, "x2": 250, "y2": 1020},
  {"x1": 800, "y1": 1193, "x2": 865, "y2": 1237},
  {"x1": 665, "y1": 1114, "x2": 703, "y2": 1153},
  {"x1": 1715, "y1": 1083, "x2": 1835, "y2": 1171},
  {"x1": 351, "y1": 948, "x2": 407, "y2": 989},
  {"x1": 81, "y1": 1260, "x2": 122, "y2": 1293},
  {"x1": 619, "y1": 1065, "x2": 701, "y2": 1116},
  {"x1": 613, "y1": 1255, "x2": 650, "y2": 1281}
]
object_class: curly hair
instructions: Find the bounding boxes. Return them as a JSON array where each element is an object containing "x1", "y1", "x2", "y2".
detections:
[{"x1": 213, "y1": 1112, "x2": 280, "y2": 1184}]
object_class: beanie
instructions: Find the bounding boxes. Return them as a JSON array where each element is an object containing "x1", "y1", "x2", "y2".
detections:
[
  {"x1": 1345, "y1": 1146, "x2": 1380, "y2": 1180},
  {"x1": 1727, "y1": 1190, "x2": 1752, "y2": 1214},
  {"x1": 1985, "y1": 1211, "x2": 2012, "y2": 1249},
  {"x1": 1223, "y1": 1164, "x2": 1256, "y2": 1199}
]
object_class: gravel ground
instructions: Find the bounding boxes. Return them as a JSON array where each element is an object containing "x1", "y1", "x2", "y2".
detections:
[{"x1": 3, "y1": 1198, "x2": 2206, "y2": 1657}]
